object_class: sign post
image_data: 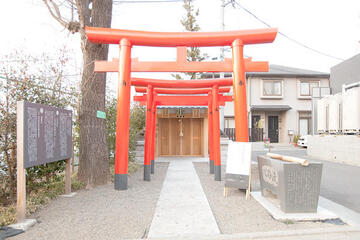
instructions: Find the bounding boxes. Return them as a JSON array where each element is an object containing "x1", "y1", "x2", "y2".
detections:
[
  {"x1": 16, "y1": 101, "x2": 26, "y2": 222},
  {"x1": 16, "y1": 101, "x2": 73, "y2": 223},
  {"x1": 65, "y1": 158, "x2": 72, "y2": 195}
]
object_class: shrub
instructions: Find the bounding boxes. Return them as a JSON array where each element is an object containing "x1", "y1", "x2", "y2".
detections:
[
  {"x1": 106, "y1": 97, "x2": 146, "y2": 163},
  {"x1": 0, "y1": 48, "x2": 78, "y2": 206}
]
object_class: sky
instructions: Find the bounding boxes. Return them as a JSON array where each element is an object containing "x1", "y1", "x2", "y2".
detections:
[{"x1": 1, "y1": 0, "x2": 360, "y2": 87}]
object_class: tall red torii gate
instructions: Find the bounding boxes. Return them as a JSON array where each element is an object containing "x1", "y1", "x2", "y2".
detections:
[{"x1": 86, "y1": 27, "x2": 277, "y2": 190}]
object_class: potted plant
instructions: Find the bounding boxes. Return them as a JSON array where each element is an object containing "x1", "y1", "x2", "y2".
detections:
[{"x1": 293, "y1": 134, "x2": 300, "y2": 146}]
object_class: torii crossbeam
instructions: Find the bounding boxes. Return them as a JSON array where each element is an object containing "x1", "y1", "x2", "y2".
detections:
[
  {"x1": 134, "y1": 87, "x2": 231, "y2": 94},
  {"x1": 95, "y1": 47, "x2": 268, "y2": 73}
]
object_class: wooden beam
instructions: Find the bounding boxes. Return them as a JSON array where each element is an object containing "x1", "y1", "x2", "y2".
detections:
[
  {"x1": 16, "y1": 101, "x2": 26, "y2": 223},
  {"x1": 94, "y1": 55, "x2": 268, "y2": 73}
]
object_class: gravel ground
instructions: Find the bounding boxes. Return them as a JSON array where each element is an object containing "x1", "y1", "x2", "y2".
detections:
[
  {"x1": 193, "y1": 162, "x2": 338, "y2": 234},
  {"x1": 10, "y1": 163, "x2": 169, "y2": 240}
]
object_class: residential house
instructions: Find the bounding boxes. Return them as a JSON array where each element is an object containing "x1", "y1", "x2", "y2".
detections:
[
  {"x1": 223, "y1": 65, "x2": 330, "y2": 143},
  {"x1": 151, "y1": 64, "x2": 330, "y2": 158},
  {"x1": 330, "y1": 54, "x2": 360, "y2": 94}
]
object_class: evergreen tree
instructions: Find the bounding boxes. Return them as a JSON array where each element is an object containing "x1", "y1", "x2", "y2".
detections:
[{"x1": 175, "y1": 0, "x2": 207, "y2": 79}]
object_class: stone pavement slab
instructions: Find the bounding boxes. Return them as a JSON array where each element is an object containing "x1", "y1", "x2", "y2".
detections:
[
  {"x1": 251, "y1": 192, "x2": 338, "y2": 221},
  {"x1": 148, "y1": 160, "x2": 220, "y2": 238},
  {"x1": 146, "y1": 226, "x2": 360, "y2": 240}
]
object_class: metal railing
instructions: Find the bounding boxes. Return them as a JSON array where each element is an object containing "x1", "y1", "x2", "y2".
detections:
[{"x1": 224, "y1": 128, "x2": 263, "y2": 142}]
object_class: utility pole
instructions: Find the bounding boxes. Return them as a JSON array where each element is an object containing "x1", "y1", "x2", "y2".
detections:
[
  {"x1": 219, "y1": 0, "x2": 225, "y2": 132},
  {"x1": 220, "y1": 0, "x2": 225, "y2": 64}
]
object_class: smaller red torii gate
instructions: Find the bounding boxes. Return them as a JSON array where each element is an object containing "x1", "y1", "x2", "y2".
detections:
[
  {"x1": 132, "y1": 79, "x2": 234, "y2": 181},
  {"x1": 134, "y1": 87, "x2": 232, "y2": 180}
]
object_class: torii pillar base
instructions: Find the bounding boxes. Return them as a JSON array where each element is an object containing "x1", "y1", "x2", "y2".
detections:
[
  {"x1": 151, "y1": 160, "x2": 155, "y2": 174},
  {"x1": 210, "y1": 161, "x2": 214, "y2": 174},
  {"x1": 115, "y1": 174, "x2": 128, "y2": 190},
  {"x1": 214, "y1": 165, "x2": 221, "y2": 181}
]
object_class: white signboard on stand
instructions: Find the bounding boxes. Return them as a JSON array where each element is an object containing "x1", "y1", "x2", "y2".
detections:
[
  {"x1": 224, "y1": 142, "x2": 252, "y2": 199},
  {"x1": 226, "y1": 142, "x2": 252, "y2": 175}
]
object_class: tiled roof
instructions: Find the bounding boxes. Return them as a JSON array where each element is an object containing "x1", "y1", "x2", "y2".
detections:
[
  {"x1": 247, "y1": 64, "x2": 329, "y2": 78},
  {"x1": 202, "y1": 64, "x2": 330, "y2": 78}
]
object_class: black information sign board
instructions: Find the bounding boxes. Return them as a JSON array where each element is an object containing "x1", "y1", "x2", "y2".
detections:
[{"x1": 19, "y1": 101, "x2": 72, "y2": 168}]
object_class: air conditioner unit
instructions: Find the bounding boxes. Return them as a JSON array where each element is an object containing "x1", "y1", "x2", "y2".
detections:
[
  {"x1": 317, "y1": 96, "x2": 329, "y2": 134},
  {"x1": 328, "y1": 93, "x2": 342, "y2": 133},
  {"x1": 343, "y1": 86, "x2": 360, "y2": 133}
]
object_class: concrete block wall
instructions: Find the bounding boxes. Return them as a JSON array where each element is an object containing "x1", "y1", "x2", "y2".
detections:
[
  {"x1": 220, "y1": 138, "x2": 231, "y2": 165},
  {"x1": 307, "y1": 135, "x2": 360, "y2": 167},
  {"x1": 134, "y1": 140, "x2": 145, "y2": 163}
]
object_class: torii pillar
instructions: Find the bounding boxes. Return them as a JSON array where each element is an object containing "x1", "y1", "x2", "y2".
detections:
[
  {"x1": 144, "y1": 85, "x2": 153, "y2": 181},
  {"x1": 150, "y1": 94, "x2": 157, "y2": 174},
  {"x1": 114, "y1": 39, "x2": 132, "y2": 190},
  {"x1": 212, "y1": 85, "x2": 221, "y2": 181},
  {"x1": 208, "y1": 91, "x2": 214, "y2": 174},
  {"x1": 232, "y1": 39, "x2": 249, "y2": 142}
]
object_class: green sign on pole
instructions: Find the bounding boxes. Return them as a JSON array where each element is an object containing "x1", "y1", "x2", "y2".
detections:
[{"x1": 96, "y1": 111, "x2": 106, "y2": 119}]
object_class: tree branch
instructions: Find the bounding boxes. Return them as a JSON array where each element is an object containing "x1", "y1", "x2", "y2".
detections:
[
  {"x1": 42, "y1": 0, "x2": 80, "y2": 33},
  {"x1": 42, "y1": 0, "x2": 68, "y2": 28}
]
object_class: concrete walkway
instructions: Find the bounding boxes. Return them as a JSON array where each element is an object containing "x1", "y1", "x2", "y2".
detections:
[{"x1": 148, "y1": 160, "x2": 220, "y2": 238}]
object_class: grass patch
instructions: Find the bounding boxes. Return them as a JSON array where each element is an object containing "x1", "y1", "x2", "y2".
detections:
[
  {"x1": 283, "y1": 219, "x2": 295, "y2": 225},
  {"x1": 1, "y1": 163, "x2": 141, "y2": 227},
  {"x1": 0, "y1": 176, "x2": 84, "y2": 227},
  {"x1": 110, "y1": 161, "x2": 140, "y2": 182}
]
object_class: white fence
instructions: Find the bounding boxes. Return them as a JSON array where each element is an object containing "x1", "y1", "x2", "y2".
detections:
[
  {"x1": 328, "y1": 93, "x2": 342, "y2": 133},
  {"x1": 342, "y1": 83, "x2": 360, "y2": 133},
  {"x1": 317, "y1": 82, "x2": 360, "y2": 134}
]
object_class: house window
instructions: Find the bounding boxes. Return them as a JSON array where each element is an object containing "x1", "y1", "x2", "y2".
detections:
[
  {"x1": 300, "y1": 80, "x2": 319, "y2": 96},
  {"x1": 262, "y1": 80, "x2": 282, "y2": 96},
  {"x1": 299, "y1": 111, "x2": 311, "y2": 136},
  {"x1": 224, "y1": 117, "x2": 235, "y2": 128}
]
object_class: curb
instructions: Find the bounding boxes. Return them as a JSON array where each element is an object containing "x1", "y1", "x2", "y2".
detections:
[{"x1": 123, "y1": 226, "x2": 360, "y2": 240}]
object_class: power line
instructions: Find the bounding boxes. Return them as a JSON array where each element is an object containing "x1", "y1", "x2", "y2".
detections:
[
  {"x1": 0, "y1": 75, "x2": 79, "y2": 96},
  {"x1": 232, "y1": 0, "x2": 344, "y2": 61},
  {"x1": 113, "y1": 0, "x2": 184, "y2": 4},
  {"x1": 0, "y1": 58, "x2": 60, "y2": 63},
  {"x1": 0, "y1": 72, "x2": 81, "y2": 79}
]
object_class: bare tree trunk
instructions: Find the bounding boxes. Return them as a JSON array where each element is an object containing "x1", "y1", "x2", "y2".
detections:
[
  {"x1": 78, "y1": 43, "x2": 110, "y2": 186},
  {"x1": 77, "y1": 0, "x2": 112, "y2": 186}
]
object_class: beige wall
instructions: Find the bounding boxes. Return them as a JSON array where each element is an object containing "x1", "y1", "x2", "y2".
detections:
[{"x1": 224, "y1": 76, "x2": 330, "y2": 143}]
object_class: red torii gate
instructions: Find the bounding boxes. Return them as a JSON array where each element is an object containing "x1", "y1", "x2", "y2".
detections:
[
  {"x1": 135, "y1": 85, "x2": 232, "y2": 174},
  {"x1": 134, "y1": 89, "x2": 232, "y2": 180},
  {"x1": 133, "y1": 79, "x2": 233, "y2": 181},
  {"x1": 86, "y1": 27, "x2": 277, "y2": 190}
]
